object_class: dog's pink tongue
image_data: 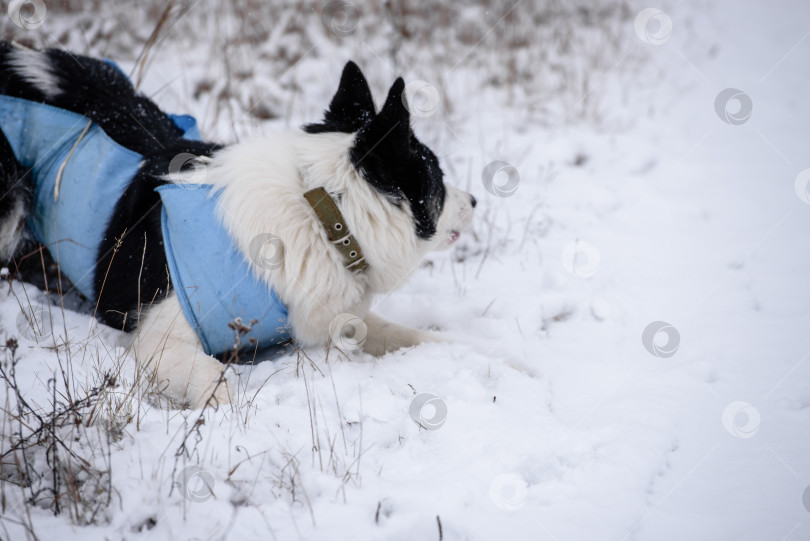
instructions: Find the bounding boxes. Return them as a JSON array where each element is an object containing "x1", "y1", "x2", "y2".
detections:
[{"x1": 450, "y1": 231, "x2": 460, "y2": 243}]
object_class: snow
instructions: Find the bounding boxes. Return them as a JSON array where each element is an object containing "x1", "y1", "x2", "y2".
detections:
[{"x1": 2, "y1": 1, "x2": 810, "y2": 540}]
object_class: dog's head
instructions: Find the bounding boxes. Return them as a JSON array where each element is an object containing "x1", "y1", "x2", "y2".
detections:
[{"x1": 304, "y1": 62, "x2": 475, "y2": 252}]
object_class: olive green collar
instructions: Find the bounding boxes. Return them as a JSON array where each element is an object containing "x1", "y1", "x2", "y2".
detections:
[{"x1": 304, "y1": 187, "x2": 368, "y2": 272}]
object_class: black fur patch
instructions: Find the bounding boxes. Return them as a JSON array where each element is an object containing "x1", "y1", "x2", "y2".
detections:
[
  {"x1": 0, "y1": 43, "x2": 185, "y2": 157},
  {"x1": 95, "y1": 141, "x2": 218, "y2": 332},
  {"x1": 43, "y1": 48, "x2": 187, "y2": 157},
  {"x1": 306, "y1": 62, "x2": 446, "y2": 240},
  {"x1": 304, "y1": 61, "x2": 376, "y2": 134}
]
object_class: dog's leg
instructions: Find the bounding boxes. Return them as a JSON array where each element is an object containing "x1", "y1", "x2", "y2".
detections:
[
  {"x1": 361, "y1": 312, "x2": 440, "y2": 356},
  {"x1": 133, "y1": 293, "x2": 230, "y2": 408}
]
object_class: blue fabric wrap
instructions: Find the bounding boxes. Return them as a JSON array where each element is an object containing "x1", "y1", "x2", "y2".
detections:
[
  {"x1": 155, "y1": 184, "x2": 291, "y2": 355},
  {"x1": 0, "y1": 94, "x2": 143, "y2": 298},
  {"x1": 0, "y1": 93, "x2": 289, "y2": 355},
  {"x1": 0, "y1": 95, "x2": 202, "y2": 299},
  {"x1": 168, "y1": 114, "x2": 202, "y2": 140}
]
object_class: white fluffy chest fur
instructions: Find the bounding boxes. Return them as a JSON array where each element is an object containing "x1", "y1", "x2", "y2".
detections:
[{"x1": 203, "y1": 131, "x2": 432, "y2": 346}]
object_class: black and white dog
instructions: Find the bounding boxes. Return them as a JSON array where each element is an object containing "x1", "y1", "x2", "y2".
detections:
[{"x1": 0, "y1": 42, "x2": 475, "y2": 407}]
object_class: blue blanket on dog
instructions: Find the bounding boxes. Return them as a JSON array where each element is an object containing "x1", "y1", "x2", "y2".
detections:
[{"x1": 0, "y1": 94, "x2": 291, "y2": 355}]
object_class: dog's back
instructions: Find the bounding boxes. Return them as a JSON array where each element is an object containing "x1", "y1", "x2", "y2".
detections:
[{"x1": 0, "y1": 42, "x2": 218, "y2": 331}]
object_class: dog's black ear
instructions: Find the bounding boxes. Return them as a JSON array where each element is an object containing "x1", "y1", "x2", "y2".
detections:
[
  {"x1": 304, "y1": 61, "x2": 376, "y2": 134},
  {"x1": 350, "y1": 77, "x2": 445, "y2": 240},
  {"x1": 349, "y1": 77, "x2": 414, "y2": 202},
  {"x1": 358, "y1": 77, "x2": 410, "y2": 155}
]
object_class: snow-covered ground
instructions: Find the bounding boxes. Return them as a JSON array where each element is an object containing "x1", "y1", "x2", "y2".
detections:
[{"x1": 1, "y1": 1, "x2": 809, "y2": 540}]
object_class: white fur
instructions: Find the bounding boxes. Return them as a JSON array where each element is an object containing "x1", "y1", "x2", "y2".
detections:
[
  {"x1": 132, "y1": 292, "x2": 230, "y2": 409},
  {"x1": 133, "y1": 130, "x2": 474, "y2": 407},
  {"x1": 9, "y1": 46, "x2": 60, "y2": 98}
]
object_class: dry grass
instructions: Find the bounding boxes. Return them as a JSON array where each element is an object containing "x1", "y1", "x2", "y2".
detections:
[{"x1": 2, "y1": 0, "x2": 656, "y2": 134}]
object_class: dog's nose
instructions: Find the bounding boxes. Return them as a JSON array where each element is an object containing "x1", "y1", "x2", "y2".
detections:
[{"x1": 470, "y1": 194, "x2": 477, "y2": 208}]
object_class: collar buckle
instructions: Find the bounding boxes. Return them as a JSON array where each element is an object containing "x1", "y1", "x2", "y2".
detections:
[{"x1": 304, "y1": 187, "x2": 369, "y2": 272}]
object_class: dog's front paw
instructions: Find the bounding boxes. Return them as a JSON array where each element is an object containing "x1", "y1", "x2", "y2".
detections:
[
  {"x1": 359, "y1": 313, "x2": 443, "y2": 356},
  {"x1": 361, "y1": 331, "x2": 441, "y2": 356},
  {"x1": 188, "y1": 378, "x2": 231, "y2": 409},
  {"x1": 145, "y1": 365, "x2": 231, "y2": 410},
  {"x1": 174, "y1": 358, "x2": 233, "y2": 409}
]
